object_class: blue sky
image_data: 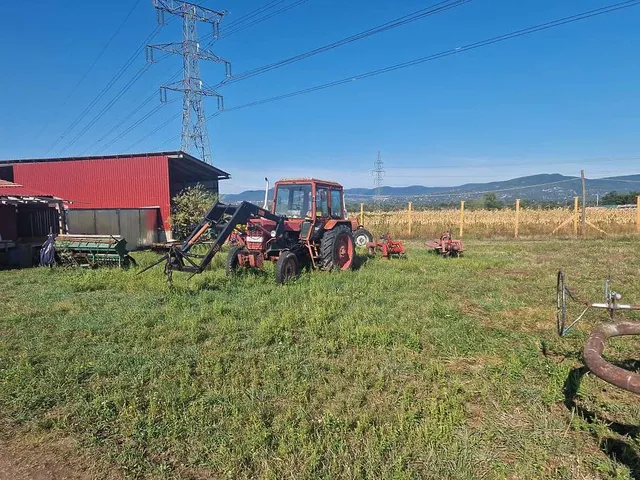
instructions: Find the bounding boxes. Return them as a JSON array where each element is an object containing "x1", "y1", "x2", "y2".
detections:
[{"x1": 1, "y1": 0, "x2": 639, "y2": 193}]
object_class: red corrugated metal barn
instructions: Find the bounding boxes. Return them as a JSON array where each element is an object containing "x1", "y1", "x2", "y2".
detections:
[{"x1": 0, "y1": 151, "x2": 230, "y2": 243}]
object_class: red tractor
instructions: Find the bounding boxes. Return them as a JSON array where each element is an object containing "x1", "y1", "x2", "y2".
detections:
[{"x1": 140, "y1": 178, "x2": 372, "y2": 283}]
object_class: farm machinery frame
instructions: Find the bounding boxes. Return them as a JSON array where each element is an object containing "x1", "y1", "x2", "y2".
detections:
[
  {"x1": 426, "y1": 231, "x2": 464, "y2": 257},
  {"x1": 556, "y1": 271, "x2": 640, "y2": 395},
  {"x1": 140, "y1": 178, "x2": 372, "y2": 284}
]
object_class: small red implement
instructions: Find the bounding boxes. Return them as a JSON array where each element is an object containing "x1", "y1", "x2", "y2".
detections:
[
  {"x1": 426, "y1": 231, "x2": 464, "y2": 257},
  {"x1": 367, "y1": 233, "x2": 406, "y2": 259}
]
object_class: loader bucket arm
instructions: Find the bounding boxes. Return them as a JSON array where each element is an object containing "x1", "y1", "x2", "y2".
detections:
[{"x1": 139, "y1": 201, "x2": 284, "y2": 280}]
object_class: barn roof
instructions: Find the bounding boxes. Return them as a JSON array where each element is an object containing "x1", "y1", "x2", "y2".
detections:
[
  {"x1": 0, "y1": 151, "x2": 231, "y2": 180},
  {"x1": 0, "y1": 180, "x2": 65, "y2": 205}
]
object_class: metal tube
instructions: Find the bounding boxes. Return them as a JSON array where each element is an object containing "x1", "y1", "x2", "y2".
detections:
[
  {"x1": 590, "y1": 303, "x2": 640, "y2": 310},
  {"x1": 263, "y1": 177, "x2": 269, "y2": 210},
  {"x1": 583, "y1": 322, "x2": 640, "y2": 395}
]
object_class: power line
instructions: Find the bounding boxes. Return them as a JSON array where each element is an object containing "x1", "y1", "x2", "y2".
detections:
[
  {"x1": 210, "y1": 0, "x2": 640, "y2": 116},
  {"x1": 385, "y1": 156, "x2": 640, "y2": 172},
  {"x1": 221, "y1": 0, "x2": 471, "y2": 86},
  {"x1": 83, "y1": 68, "x2": 182, "y2": 154},
  {"x1": 373, "y1": 151, "x2": 385, "y2": 201},
  {"x1": 221, "y1": 0, "x2": 311, "y2": 37},
  {"x1": 100, "y1": 99, "x2": 179, "y2": 154},
  {"x1": 126, "y1": 0, "x2": 639, "y2": 153},
  {"x1": 45, "y1": 23, "x2": 165, "y2": 155},
  {"x1": 35, "y1": 0, "x2": 143, "y2": 141},
  {"x1": 58, "y1": 55, "x2": 171, "y2": 155},
  {"x1": 223, "y1": 0, "x2": 287, "y2": 30},
  {"x1": 125, "y1": 111, "x2": 182, "y2": 152}
]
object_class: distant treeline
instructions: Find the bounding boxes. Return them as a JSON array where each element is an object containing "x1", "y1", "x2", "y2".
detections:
[{"x1": 601, "y1": 191, "x2": 640, "y2": 205}]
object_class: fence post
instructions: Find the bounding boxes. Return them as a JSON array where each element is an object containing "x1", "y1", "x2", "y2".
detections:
[
  {"x1": 515, "y1": 199, "x2": 520, "y2": 239},
  {"x1": 360, "y1": 203, "x2": 364, "y2": 226},
  {"x1": 459, "y1": 200, "x2": 465, "y2": 238},
  {"x1": 573, "y1": 197, "x2": 579, "y2": 236},
  {"x1": 408, "y1": 202, "x2": 413, "y2": 237},
  {"x1": 637, "y1": 196, "x2": 640, "y2": 233}
]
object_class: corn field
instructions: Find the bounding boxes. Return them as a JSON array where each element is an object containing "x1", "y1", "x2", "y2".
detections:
[{"x1": 361, "y1": 207, "x2": 638, "y2": 239}]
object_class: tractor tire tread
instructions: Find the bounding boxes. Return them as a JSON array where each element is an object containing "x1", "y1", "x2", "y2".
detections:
[
  {"x1": 319, "y1": 225, "x2": 355, "y2": 271},
  {"x1": 275, "y1": 250, "x2": 298, "y2": 284},
  {"x1": 226, "y1": 245, "x2": 245, "y2": 276}
]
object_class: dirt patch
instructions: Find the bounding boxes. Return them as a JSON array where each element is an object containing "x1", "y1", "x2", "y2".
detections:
[
  {"x1": 444, "y1": 355, "x2": 502, "y2": 374},
  {"x1": 0, "y1": 434, "x2": 119, "y2": 480},
  {"x1": 483, "y1": 268, "x2": 531, "y2": 280},
  {"x1": 497, "y1": 306, "x2": 552, "y2": 334}
]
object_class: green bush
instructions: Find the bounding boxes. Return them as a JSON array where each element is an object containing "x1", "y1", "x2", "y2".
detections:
[{"x1": 170, "y1": 184, "x2": 218, "y2": 240}]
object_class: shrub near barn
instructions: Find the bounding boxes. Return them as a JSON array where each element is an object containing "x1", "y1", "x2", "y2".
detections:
[{"x1": 170, "y1": 184, "x2": 218, "y2": 240}]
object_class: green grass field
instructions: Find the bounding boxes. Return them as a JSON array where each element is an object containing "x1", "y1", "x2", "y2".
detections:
[{"x1": 1, "y1": 239, "x2": 639, "y2": 479}]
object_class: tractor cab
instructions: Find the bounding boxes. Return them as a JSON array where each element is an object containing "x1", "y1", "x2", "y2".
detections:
[
  {"x1": 272, "y1": 178, "x2": 349, "y2": 245},
  {"x1": 272, "y1": 178, "x2": 346, "y2": 220},
  {"x1": 271, "y1": 178, "x2": 373, "y2": 248}
]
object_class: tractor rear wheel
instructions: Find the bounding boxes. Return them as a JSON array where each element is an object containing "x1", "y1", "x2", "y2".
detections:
[
  {"x1": 275, "y1": 251, "x2": 299, "y2": 284},
  {"x1": 320, "y1": 225, "x2": 355, "y2": 271},
  {"x1": 353, "y1": 227, "x2": 373, "y2": 248},
  {"x1": 226, "y1": 245, "x2": 245, "y2": 276}
]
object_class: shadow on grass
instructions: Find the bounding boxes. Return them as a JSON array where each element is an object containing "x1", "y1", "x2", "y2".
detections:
[
  {"x1": 563, "y1": 366, "x2": 640, "y2": 478},
  {"x1": 353, "y1": 253, "x2": 373, "y2": 271}
]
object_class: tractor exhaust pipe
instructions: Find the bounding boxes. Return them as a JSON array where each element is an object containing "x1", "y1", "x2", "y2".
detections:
[{"x1": 263, "y1": 177, "x2": 269, "y2": 209}]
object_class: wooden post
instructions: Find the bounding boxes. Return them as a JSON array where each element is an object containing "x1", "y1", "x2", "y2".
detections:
[
  {"x1": 408, "y1": 202, "x2": 413, "y2": 237},
  {"x1": 459, "y1": 200, "x2": 465, "y2": 238},
  {"x1": 581, "y1": 169, "x2": 587, "y2": 236},
  {"x1": 637, "y1": 196, "x2": 640, "y2": 233},
  {"x1": 359, "y1": 203, "x2": 364, "y2": 226},
  {"x1": 573, "y1": 197, "x2": 579, "y2": 236},
  {"x1": 515, "y1": 199, "x2": 520, "y2": 239}
]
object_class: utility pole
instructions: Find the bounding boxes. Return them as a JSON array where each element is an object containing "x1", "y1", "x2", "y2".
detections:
[
  {"x1": 148, "y1": 0, "x2": 231, "y2": 166},
  {"x1": 372, "y1": 151, "x2": 385, "y2": 204},
  {"x1": 581, "y1": 169, "x2": 587, "y2": 235}
]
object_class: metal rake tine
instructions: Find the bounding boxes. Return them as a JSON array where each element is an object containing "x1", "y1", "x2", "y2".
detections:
[{"x1": 136, "y1": 254, "x2": 169, "y2": 275}]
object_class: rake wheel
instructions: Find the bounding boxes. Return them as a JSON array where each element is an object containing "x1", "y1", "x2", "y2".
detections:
[{"x1": 557, "y1": 270, "x2": 567, "y2": 336}]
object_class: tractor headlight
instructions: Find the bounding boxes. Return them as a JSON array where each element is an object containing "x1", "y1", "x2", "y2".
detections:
[{"x1": 270, "y1": 230, "x2": 277, "y2": 238}]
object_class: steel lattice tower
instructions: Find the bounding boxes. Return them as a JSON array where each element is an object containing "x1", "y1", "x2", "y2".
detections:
[
  {"x1": 148, "y1": 0, "x2": 231, "y2": 165},
  {"x1": 372, "y1": 150, "x2": 385, "y2": 202}
]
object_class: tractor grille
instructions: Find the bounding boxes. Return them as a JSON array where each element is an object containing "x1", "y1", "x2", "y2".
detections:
[{"x1": 246, "y1": 235, "x2": 264, "y2": 251}]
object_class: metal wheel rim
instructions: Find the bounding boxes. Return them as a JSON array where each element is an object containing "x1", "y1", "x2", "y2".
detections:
[
  {"x1": 557, "y1": 270, "x2": 567, "y2": 336},
  {"x1": 354, "y1": 233, "x2": 368, "y2": 247},
  {"x1": 336, "y1": 234, "x2": 354, "y2": 269},
  {"x1": 284, "y1": 257, "x2": 296, "y2": 279}
]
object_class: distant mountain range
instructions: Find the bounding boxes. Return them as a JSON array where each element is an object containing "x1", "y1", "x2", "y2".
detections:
[{"x1": 221, "y1": 173, "x2": 640, "y2": 205}]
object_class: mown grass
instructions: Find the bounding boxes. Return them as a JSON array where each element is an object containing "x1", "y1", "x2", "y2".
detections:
[{"x1": 0, "y1": 238, "x2": 639, "y2": 479}]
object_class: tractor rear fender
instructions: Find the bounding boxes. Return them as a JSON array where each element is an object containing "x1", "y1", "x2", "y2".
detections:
[
  {"x1": 323, "y1": 219, "x2": 354, "y2": 231},
  {"x1": 349, "y1": 217, "x2": 365, "y2": 231}
]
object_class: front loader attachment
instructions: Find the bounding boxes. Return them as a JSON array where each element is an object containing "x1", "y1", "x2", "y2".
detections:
[{"x1": 138, "y1": 201, "x2": 284, "y2": 282}]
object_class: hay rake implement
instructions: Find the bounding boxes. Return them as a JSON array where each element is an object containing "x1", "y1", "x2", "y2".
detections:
[
  {"x1": 556, "y1": 270, "x2": 640, "y2": 337},
  {"x1": 556, "y1": 270, "x2": 640, "y2": 395}
]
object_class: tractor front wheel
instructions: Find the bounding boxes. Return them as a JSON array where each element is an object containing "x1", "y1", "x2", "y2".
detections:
[
  {"x1": 320, "y1": 226, "x2": 355, "y2": 271},
  {"x1": 275, "y1": 251, "x2": 299, "y2": 284},
  {"x1": 226, "y1": 245, "x2": 245, "y2": 276},
  {"x1": 353, "y1": 227, "x2": 373, "y2": 248}
]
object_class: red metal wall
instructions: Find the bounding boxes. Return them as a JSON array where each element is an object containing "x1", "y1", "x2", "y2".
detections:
[{"x1": 12, "y1": 155, "x2": 171, "y2": 233}]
